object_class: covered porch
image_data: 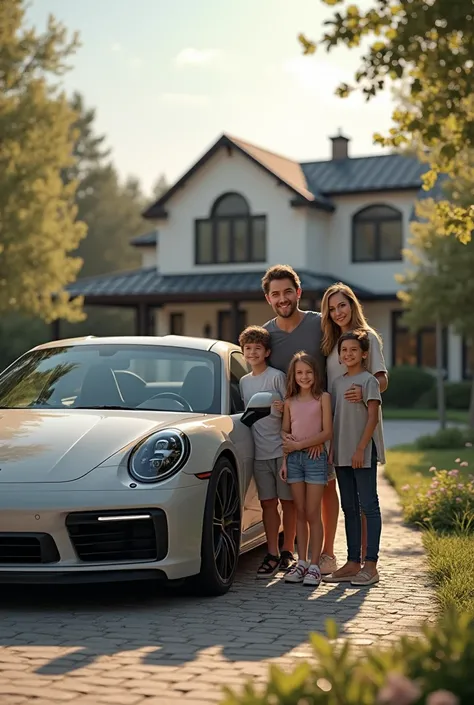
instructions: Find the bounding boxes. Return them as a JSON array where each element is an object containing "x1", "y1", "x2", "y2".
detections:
[{"x1": 60, "y1": 267, "x2": 377, "y2": 344}]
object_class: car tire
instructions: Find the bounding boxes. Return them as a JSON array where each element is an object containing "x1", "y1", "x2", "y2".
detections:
[{"x1": 192, "y1": 456, "x2": 241, "y2": 597}]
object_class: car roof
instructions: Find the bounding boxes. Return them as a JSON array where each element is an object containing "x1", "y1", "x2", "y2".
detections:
[{"x1": 32, "y1": 335, "x2": 241, "y2": 354}]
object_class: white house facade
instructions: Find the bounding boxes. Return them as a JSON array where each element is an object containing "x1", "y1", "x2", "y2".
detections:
[{"x1": 67, "y1": 132, "x2": 470, "y2": 381}]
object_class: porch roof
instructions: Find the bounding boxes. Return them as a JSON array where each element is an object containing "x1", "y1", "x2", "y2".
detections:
[{"x1": 67, "y1": 267, "x2": 378, "y2": 304}]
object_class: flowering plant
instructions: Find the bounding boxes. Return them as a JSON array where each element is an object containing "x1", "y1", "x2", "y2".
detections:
[{"x1": 402, "y1": 459, "x2": 474, "y2": 533}]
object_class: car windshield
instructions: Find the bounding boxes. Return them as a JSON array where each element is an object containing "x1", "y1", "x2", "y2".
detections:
[{"x1": 0, "y1": 344, "x2": 222, "y2": 414}]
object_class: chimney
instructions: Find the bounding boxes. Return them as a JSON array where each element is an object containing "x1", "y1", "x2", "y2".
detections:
[{"x1": 330, "y1": 130, "x2": 350, "y2": 160}]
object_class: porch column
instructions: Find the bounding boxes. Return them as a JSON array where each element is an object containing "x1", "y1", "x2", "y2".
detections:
[
  {"x1": 135, "y1": 303, "x2": 150, "y2": 336},
  {"x1": 51, "y1": 318, "x2": 60, "y2": 341},
  {"x1": 230, "y1": 300, "x2": 240, "y2": 344}
]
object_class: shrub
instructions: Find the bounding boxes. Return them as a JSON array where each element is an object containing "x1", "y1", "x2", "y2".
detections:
[
  {"x1": 416, "y1": 382, "x2": 472, "y2": 411},
  {"x1": 416, "y1": 428, "x2": 474, "y2": 450},
  {"x1": 384, "y1": 366, "x2": 435, "y2": 408},
  {"x1": 222, "y1": 611, "x2": 474, "y2": 705},
  {"x1": 402, "y1": 466, "x2": 474, "y2": 533},
  {"x1": 445, "y1": 383, "x2": 471, "y2": 410},
  {"x1": 416, "y1": 428, "x2": 466, "y2": 450}
]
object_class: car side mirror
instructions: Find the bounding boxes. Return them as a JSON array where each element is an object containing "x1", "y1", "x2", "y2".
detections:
[{"x1": 240, "y1": 391, "x2": 273, "y2": 428}]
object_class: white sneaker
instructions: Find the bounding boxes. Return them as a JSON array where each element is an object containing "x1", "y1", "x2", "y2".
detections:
[
  {"x1": 319, "y1": 553, "x2": 338, "y2": 575},
  {"x1": 303, "y1": 564, "x2": 322, "y2": 587},
  {"x1": 284, "y1": 560, "x2": 308, "y2": 583}
]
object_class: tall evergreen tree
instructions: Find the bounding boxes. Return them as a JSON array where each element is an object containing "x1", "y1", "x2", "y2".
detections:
[{"x1": 0, "y1": 0, "x2": 86, "y2": 322}]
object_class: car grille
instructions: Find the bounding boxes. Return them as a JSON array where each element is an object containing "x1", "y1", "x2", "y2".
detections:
[
  {"x1": 0, "y1": 533, "x2": 60, "y2": 564},
  {"x1": 65, "y1": 509, "x2": 168, "y2": 563}
]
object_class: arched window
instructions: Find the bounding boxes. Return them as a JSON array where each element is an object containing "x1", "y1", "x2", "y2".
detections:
[
  {"x1": 195, "y1": 192, "x2": 266, "y2": 265},
  {"x1": 352, "y1": 205, "x2": 403, "y2": 262}
]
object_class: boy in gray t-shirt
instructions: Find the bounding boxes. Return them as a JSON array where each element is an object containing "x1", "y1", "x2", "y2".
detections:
[
  {"x1": 238, "y1": 325, "x2": 296, "y2": 579},
  {"x1": 326, "y1": 329, "x2": 384, "y2": 589}
]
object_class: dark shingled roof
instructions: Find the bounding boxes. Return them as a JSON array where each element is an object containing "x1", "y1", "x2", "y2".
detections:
[
  {"x1": 130, "y1": 230, "x2": 158, "y2": 247},
  {"x1": 302, "y1": 154, "x2": 427, "y2": 196},
  {"x1": 68, "y1": 268, "x2": 375, "y2": 301}
]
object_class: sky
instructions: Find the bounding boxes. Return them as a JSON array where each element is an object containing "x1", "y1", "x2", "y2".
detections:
[{"x1": 28, "y1": 0, "x2": 396, "y2": 197}]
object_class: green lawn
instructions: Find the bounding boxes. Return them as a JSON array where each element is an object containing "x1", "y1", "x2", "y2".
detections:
[
  {"x1": 385, "y1": 446, "x2": 474, "y2": 489},
  {"x1": 385, "y1": 445, "x2": 474, "y2": 614},
  {"x1": 384, "y1": 407, "x2": 468, "y2": 423}
]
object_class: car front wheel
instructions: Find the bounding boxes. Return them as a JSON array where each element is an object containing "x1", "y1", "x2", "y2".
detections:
[{"x1": 194, "y1": 457, "x2": 241, "y2": 596}]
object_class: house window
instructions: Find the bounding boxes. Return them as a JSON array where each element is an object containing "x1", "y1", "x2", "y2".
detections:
[
  {"x1": 391, "y1": 311, "x2": 447, "y2": 369},
  {"x1": 169, "y1": 313, "x2": 184, "y2": 336},
  {"x1": 195, "y1": 192, "x2": 266, "y2": 265},
  {"x1": 352, "y1": 205, "x2": 403, "y2": 262},
  {"x1": 218, "y1": 309, "x2": 247, "y2": 344}
]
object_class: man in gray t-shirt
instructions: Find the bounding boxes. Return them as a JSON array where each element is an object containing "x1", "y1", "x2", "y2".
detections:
[
  {"x1": 260, "y1": 264, "x2": 337, "y2": 577},
  {"x1": 264, "y1": 310, "x2": 324, "y2": 378}
]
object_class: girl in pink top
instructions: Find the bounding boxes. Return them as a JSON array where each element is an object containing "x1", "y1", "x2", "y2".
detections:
[{"x1": 280, "y1": 352, "x2": 333, "y2": 586}]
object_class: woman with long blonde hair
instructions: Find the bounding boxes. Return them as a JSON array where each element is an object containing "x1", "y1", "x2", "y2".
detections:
[{"x1": 319, "y1": 282, "x2": 388, "y2": 583}]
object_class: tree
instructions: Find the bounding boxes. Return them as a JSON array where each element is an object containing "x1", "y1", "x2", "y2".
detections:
[
  {"x1": 299, "y1": 0, "x2": 474, "y2": 243},
  {"x1": 60, "y1": 165, "x2": 146, "y2": 339},
  {"x1": 396, "y1": 150, "x2": 474, "y2": 427},
  {"x1": 64, "y1": 92, "x2": 110, "y2": 184},
  {"x1": 0, "y1": 0, "x2": 87, "y2": 321},
  {"x1": 74, "y1": 166, "x2": 143, "y2": 278},
  {"x1": 151, "y1": 173, "x2": 169, "y2": 201}
]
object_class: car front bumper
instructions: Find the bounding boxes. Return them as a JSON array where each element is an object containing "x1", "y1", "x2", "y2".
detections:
[{"x1": 0, "y1": 482, "x2": 208, "y2": 584}]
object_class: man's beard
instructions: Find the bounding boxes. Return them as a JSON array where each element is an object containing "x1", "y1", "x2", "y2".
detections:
[{"x1": 275, "y1": 300, "x2": 297, "y2": 318}]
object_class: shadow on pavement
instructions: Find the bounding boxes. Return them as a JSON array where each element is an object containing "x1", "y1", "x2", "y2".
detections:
[{"x1": 0, "y1": 547, "x2": 370, "y2": 676}]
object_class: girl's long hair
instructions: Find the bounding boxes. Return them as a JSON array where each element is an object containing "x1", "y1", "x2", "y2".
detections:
[
  {"x1": 321, "y1": 282, "x2": 380, "y2": 357},
  {"x1": 286, "y1": 351, "x2": 324, "y2": 399}
]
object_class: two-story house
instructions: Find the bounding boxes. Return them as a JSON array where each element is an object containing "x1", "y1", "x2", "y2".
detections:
[{"x1": 67, "y1": 132, "x2": 470, "y2": 382}]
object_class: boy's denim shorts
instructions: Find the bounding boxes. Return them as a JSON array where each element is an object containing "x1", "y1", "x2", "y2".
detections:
[{"x1": 286, "y1": 450, "x2": 328, "y2": 485}]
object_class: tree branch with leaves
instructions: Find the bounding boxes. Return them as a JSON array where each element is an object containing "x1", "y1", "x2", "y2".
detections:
[
  {"x1": 300, "y1": 0, "x2": 474, "y2": 242},
  {"x1": 396, "y1": 152, "x2": 474, "y2": 426}
]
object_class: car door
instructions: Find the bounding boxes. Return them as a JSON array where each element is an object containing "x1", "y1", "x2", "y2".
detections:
[{"x1": 227, "y1": 351, "x2": 262, "y2": 532}]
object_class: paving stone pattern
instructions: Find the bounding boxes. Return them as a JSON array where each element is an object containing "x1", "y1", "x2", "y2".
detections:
[{"x1": 0, "y1": 464, "x2": 436, "y2": 705}]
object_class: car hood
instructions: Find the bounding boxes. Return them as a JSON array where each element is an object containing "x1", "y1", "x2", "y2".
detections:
[{"x1": 0, "y1": 408, "x2": 200, "y2": 483}]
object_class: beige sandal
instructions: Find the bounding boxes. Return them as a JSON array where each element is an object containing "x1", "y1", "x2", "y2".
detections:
[
  {"x1": 350, "y1": 569, "x2": 379, "y2": 586},
  {"x1": 322, "y1": 572, "x2": 358, "y2": 583}
]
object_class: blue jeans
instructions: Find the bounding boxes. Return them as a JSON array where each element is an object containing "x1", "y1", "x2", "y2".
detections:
[
  {"x1": 335, "y1": 444, "x2": 382, "y2": 563},
  {"x1": 286, "y1": 450, "x2": 328, "y2": 485}
]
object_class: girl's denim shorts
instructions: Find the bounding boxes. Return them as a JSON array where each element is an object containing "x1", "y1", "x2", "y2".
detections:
[{"x1": 286, "y1": 450, "x2": 328, "y2": 485}]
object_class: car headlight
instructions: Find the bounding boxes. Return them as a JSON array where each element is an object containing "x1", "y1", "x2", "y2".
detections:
[{"x1": 128, "y1": 429, "x2": 190, "y2": 483}]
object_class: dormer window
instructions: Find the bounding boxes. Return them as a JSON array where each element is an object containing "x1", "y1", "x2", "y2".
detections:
[
  {"x1": 195, "y1": 192, "x2": 266, "y2": 265},
  {"x1": 352, "y1": 205, "x2": 403, "y2": 262}
]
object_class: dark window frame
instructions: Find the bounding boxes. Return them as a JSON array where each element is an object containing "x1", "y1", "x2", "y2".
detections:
[
  {"x1": 217, "y1": 309, "x2": 247, "y2": 344},
  {"x1": 352, "y1": 205, "x2": 403, "y2": 263},
  {"x1": 169, "y1": 313, "x2": 184, "y2": 336},
  {"x1": 195, "y1": 192, "x2": 266, "y2": 265},
  {"x1": 391, "y1": 311, "x2": 448, "y2": 369},
  {"x1": 462, "y1": 337, "x2": 473, "y2": 380}
]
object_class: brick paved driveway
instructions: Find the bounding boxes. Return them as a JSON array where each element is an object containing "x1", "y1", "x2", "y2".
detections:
[{"x1": 0, "y1": 459, "x2": 436, "y2": 705}]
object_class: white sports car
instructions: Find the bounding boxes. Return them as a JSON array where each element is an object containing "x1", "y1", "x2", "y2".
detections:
[{"x1": 0, "y1": 335, "x2": 275, "y2": 595}]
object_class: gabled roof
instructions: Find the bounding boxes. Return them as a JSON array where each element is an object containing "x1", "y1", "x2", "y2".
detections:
[
  {"x1": 142, "y1": 134, "x2": 334, "y2": 219},
  {"x1": 227, "y1": 135, "x2": 328, "y2": 205},
  {"x1": 302, "y1": 153, "x2": 427, "y2": 196},
  {"x1": 67, "y1": 267, "x2": 377, "y2": 302},
  {"x1": 130, "y1": 230, "x2": 158, "y2": 247}
]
